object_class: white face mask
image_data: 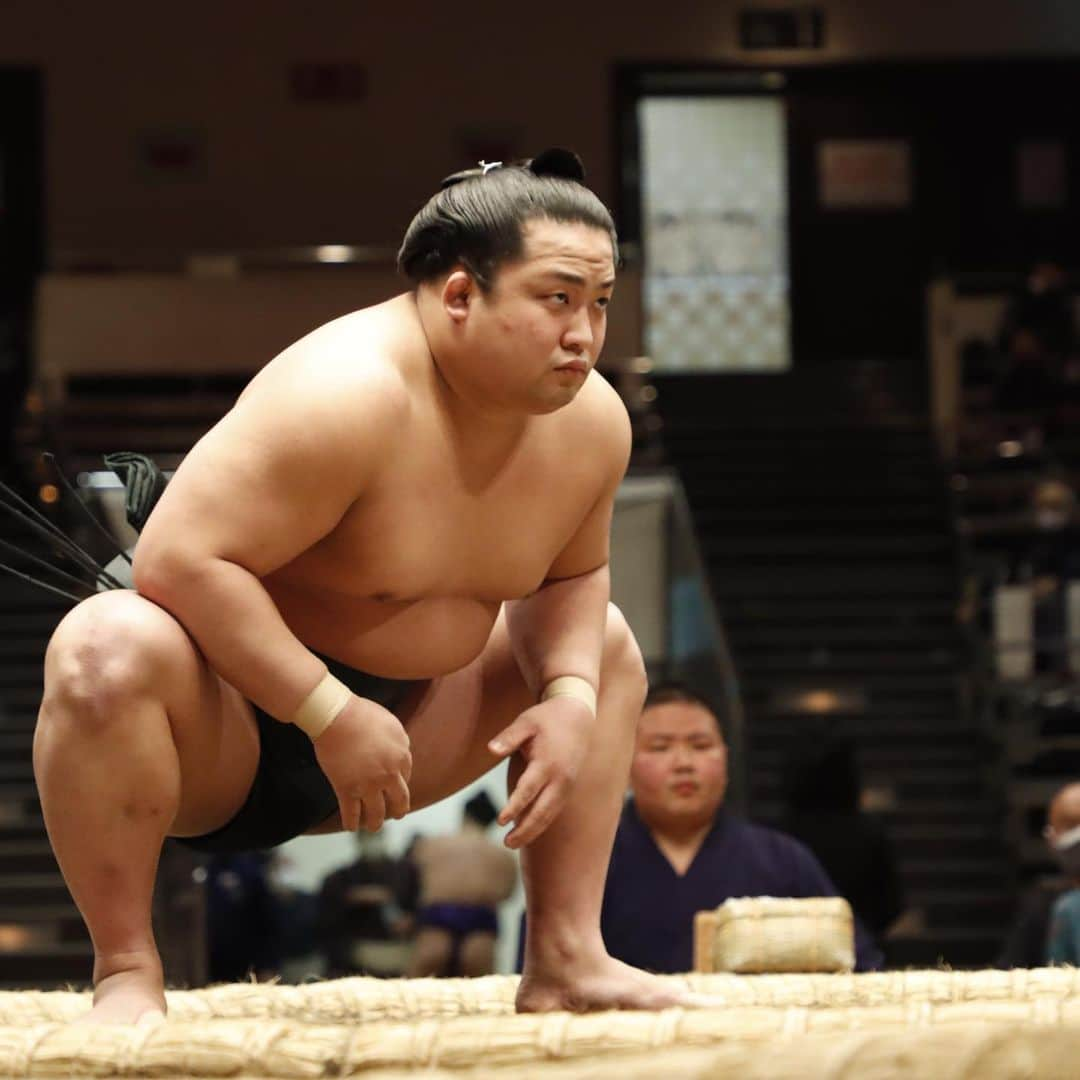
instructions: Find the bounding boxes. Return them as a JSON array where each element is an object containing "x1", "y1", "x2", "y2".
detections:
[{"x1": 1051, "y1": 824, "x2": 1080, "y2": 877}]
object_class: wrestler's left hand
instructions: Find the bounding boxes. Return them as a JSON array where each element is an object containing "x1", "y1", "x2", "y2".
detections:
[{"x1": 487, "y1": 696, "x2": 594, "y2": 849}]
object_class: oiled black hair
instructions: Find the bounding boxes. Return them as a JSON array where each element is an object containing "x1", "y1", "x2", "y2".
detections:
[
  {"x1": 464, "y1": 790, "x2": 499, "y2": 828},
  {"x1": 643, "y1": 682, "x2": 725, "y2": 741},
  {"x1": 397, "y1": 148, "x2": 618, "y2": 293}
]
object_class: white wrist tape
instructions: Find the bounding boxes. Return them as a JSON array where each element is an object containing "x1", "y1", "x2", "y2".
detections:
[
  {"x1": 541, "y1": 675, "x2": 597, "y2": 718},
  {"x1": 291, "y1": 671, "x2": 351, "y2": 740}
]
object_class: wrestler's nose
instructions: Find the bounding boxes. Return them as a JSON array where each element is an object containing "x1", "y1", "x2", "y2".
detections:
[{"x1": 562, "y1": 305, "x2": 594, "y2": 354}]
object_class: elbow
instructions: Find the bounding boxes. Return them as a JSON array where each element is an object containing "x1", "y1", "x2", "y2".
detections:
[{"x1": 131, "y1": 543, "x2": 206, "y2": 608}]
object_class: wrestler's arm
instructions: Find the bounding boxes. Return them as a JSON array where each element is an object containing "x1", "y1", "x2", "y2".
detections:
[
  {"x1": 490, "y1": 384, "x2": 632, "y2": 846},
  {"x1": 132, "y1": 365, "x2": 406, "y2": 720}
]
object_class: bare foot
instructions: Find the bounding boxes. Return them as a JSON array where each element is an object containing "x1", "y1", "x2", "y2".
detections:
[
  {"x1": 517, "y1": 952, "x2": 704, "y2": 1013},
  {"x1": 75, "y1": 968, "x2": 167, "y2": 1026}
]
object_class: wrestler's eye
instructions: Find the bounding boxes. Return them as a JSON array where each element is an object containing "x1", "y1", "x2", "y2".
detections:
[
  {"x1": 596, "y1": 296, "x2": 611, "y2": 309},
  {"x1": 551, "y1": 292, "x2": 570, "y2": 305}
]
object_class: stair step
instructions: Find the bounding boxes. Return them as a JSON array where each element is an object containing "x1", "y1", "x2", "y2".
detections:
[
  {"x1": 723, "y1": 599, "x2": 957, "y2": 621},
  {"x1": 898, "y1": 859, "x2": 1012, "y2": 890},
  {"x1": 0, "y1": 902, "x2": 84, "y2": 928},
  {"x1": 891, "y1": 825, "x2": 1003, "y2": 859},
  {"x1": 751, "y1": 747, "x2": 984, "y2": 773},
  {"x1": 749, "y1": 712, "x2": 974, "y2": 734},
  {"x1": 702, "y1": 536, "x2": 953, "y2": 561},
  {"x1": 0, "y1": 762, "x2": 34, "y2": 783},
  {"x1": 712, "y1": 567, "x2": 954, "y2": 599},
  {"x1": 0, "y1": 841, "x2": 58, "y2": 875},
  {"x1": 884, "y1": 931, "x2": 1003, "y2": 969},
  {"x1": 730, "y1": 625, "x2": 958, "y2": 648},
  {"x1": 0, "y1": 873, "x2": 72, "y2": 906},
  {"x1": 0, "y1": 942, "x2": 96, "y2": 983},
  {"x1": 910, "y1": 890, "x2": 1013, "y2": 927},
  {"x1": 735, "y1": 652, "x2": 958, "y2": 675},
  {"x1": 754, "y1": 801, "x2": 1001, "y2": 828},
  {"x1": 0, "y1": 613, "x2": 64, "y2": 635}
]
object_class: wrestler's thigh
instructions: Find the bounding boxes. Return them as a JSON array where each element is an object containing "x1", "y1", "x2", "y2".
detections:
[
  {"x1": 43, "y1": 589, "x2": 259, "y2": 836},
  {"x1": 400, "y1": 606, "x2": 533, "y2": 813}
]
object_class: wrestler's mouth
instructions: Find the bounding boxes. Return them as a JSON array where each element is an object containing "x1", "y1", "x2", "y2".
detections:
[
  {"x1": 671, "y1": 782, "x2": 699, "y2": 796},
  {"x1": 554, "y1": 360, "x2": 589, "y2": 375}
]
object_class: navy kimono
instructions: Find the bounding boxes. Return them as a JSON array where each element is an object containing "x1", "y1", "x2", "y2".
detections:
[{"x1": 600, "y1": 799, "x2": 882, "y2": 972}]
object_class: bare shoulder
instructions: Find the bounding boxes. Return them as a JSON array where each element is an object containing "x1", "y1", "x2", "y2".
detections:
[
  {"x1": 556, "y1": 372, "x2": 632, "y2": 475},
  {"x1": 234, "y1": 304, "x2": 412, "y2": 446}
]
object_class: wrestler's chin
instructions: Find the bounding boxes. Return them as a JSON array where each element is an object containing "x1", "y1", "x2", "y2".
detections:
[{"x1": 530, "y1": 378, "x2": 589, "y2": 414}]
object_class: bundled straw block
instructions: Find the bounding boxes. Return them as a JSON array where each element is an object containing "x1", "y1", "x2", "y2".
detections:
[{"x1": 694, "y1": 896, "x2": 855, "y2": 973}]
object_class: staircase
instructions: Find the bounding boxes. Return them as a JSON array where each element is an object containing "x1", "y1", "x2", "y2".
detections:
[
  {"x1": 651, "y1": 367, "x2": 1014, "y2": 968},
  {"x1": 0, "y1": 538, "x2": 91, "y2": 988},
  {"x1": 0, "y1": 378, "x2": 237, "y2": 989}
]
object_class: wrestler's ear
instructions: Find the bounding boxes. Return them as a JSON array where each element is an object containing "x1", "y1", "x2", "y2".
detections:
[{"x1": 442, "y1": 269, "x2": 473, "y2": 323}]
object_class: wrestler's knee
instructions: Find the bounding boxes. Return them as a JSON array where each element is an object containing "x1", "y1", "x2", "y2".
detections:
[
  {"x1": 600, "y1": 602, "x2": 647, "y2": 710},
  {"x1": 41, "y1": 590, "x2": 191, "y2": 733}
]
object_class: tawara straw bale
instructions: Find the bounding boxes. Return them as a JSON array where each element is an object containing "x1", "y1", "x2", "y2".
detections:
[
  {"x1": 4, "y1": 969, "x2": 1080, "y2": 1025},
  {"x1": 695, "y1": 897, "x2": 855, "y2": 973},
  {"x1": 4, "y1": 998, "x2": 1080, "y2": 1075}
]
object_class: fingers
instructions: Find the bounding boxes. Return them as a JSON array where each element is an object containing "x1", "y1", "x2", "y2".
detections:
[
  {"x1": 386, "y1": 773, "x2": 411, "y2": 820},
  {"x1": 505, "y1": 782, "x2": 565, "y2": 849},
  {"x1": 362, "y1": 790, "x2": 388, "y2": 832},
  {"x1": 340, "y1": 793, "x2": 362, "y2": 833},
  {"x1": 488, "y1": 717, "x2": 535, "y2": 759},
  {"x1": 499, "y1": 761, "x2": 545, "y2": 828}
]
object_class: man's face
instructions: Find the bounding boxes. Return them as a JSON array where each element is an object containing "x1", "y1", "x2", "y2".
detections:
[
  {"x1": 459, "y1": 217, "x2": 616, "y2": 413},
  {"x1": 630, "y1": 701, "x2": 728, "y2": 832}
]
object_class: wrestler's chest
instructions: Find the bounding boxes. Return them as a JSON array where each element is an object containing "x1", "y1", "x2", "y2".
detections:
[{"x1": 291, "y1": 487, "x2": 579, "y2": 603}]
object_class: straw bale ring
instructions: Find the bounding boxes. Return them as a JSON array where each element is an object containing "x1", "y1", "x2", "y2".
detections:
[
  {"x1": 3, "y1": 970, "x2": 1080, "y2": 1077},
  {"x1": 3, "y1": 995, "x2": 1080, "y2": 1077},
  {"x1": 5, "y1": 968, "x2": 1080, "y2": 1026}
]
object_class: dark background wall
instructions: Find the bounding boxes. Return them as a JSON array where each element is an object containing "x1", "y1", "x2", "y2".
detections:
[{"x1": 1, "y1": 0, "x2": 1079, "y2": 260}]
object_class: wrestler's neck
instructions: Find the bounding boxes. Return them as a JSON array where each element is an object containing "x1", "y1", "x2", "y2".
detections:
[{"x1": 411, "y1": 289, "x2": 533, "y2": 442}]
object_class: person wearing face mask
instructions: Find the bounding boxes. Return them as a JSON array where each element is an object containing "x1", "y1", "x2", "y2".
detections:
[
  {"x1": 596, "y1": 684, "x2": 882, "y2": 973},
  {"x1": 997, "y1": 781, "x2": 1080, "y2": 968},
  {"x1": 1046, "y1": 822, "x2": 1080, "y2": 965}
]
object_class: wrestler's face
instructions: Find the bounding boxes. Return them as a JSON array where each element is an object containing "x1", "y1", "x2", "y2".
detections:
[
  {"x1": 630, "y1": 701, "x2": 728, "y2": 833},
  {"x1": 450, "y1": 218, "x2": 616, "y2": 414}
]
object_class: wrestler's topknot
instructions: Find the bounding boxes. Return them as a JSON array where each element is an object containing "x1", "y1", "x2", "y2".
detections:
[{"x1": 397, "y1": 147, "x2": 618, "y2": 292}]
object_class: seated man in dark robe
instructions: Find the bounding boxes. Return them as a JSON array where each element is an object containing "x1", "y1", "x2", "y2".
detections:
[{"x1": 598, "y1": 684, "x2": 882, "y2": 973}]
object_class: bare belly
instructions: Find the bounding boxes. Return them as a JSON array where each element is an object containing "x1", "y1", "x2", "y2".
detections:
[{"x1": 264, "y1": 579, "x2": 501, "y2": 679}]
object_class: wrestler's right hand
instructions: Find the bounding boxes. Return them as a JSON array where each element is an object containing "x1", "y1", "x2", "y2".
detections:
[{"x1": 311, "y1": 696, "x2": 412, "y2": 833}]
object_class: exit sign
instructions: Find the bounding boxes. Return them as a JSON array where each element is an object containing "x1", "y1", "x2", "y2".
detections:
[{"x1": 739, "y1": 8, "x2": 825, "y2": 49}]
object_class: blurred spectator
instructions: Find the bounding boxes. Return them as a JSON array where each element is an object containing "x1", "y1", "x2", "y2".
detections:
[
  {"x1": 597, "y1": 684, "x2": 882, "y2": 973},
  {"x1": 998, "y1": 263, "x2": 1076, "y2": 364},
  {"x1": 998, "y1": 781, "x2": 1080, "y2": 967},
  {"x1": 407, "y1": 791, "x2": 517, "y2": 977},
  {"x1": 782, "y1": 733, "x2": 905, "y2": 950},
  {"x1": 994, "y1": 263, "x2": 1076, "y2": 416},
  {"x1": 205, "y1": 852, "x2": 281, "y2": 983},
  {"x1": 316, "y1": 832, "x2": 418, "y2": 978},
  {"x1": 961, "y1": 476, "x2": 1080, "y2": 674},
  {"x1": 1047, "y1": 888, "x2": 1080, "y2": 965}
]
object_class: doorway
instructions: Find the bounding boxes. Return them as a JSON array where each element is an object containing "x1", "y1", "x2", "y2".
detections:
[{"x1": 0, "y1": 68, "x2": 43, "y2": 471}]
